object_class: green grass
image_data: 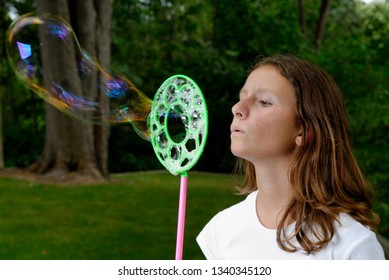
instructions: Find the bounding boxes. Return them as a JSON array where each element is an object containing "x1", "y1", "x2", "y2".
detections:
[{"x1": 0, "y1": 171, "x2": 242, "y2": 260}]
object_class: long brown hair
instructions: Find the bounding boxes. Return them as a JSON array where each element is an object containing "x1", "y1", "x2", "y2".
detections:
[{"x1": 235, "y1": 54, "x2": 379, "y2": 254}]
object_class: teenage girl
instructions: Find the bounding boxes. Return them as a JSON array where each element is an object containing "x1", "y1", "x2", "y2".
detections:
[{"x1": 197, "y1": 54, "x2": 385, "y2": 259}]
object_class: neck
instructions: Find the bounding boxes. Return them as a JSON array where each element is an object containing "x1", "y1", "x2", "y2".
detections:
[{"x1": 253, "y1": 157, "x2": 293, "y2": 229}]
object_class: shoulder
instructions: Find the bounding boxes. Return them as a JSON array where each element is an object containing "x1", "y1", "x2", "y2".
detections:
[
  {"x1": 196, "y1": 191, "x2": 257, "y2": 259},
  {"x1": 335, "y1": 213, "x2": 375, "y2": 239},
  {"x1": 329, "y1": 213, "x2": 385, "y2": 259},
  {"x1": 209, "y1": 191, "x2": 257, "y2": 227}
]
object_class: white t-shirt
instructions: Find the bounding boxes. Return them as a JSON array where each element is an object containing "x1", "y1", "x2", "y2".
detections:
[{"x1": 196, "y1": 190, "x2": 385, "y2": 260}]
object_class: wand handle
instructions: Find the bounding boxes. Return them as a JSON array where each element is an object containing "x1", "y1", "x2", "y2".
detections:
[{"x1": 175, "y1": 174, "x2": 188, "y2": 260}]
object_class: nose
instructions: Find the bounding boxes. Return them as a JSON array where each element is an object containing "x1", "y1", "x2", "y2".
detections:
[{"x1": 231, "y1": 100, "x2": 246, "y2": 118}]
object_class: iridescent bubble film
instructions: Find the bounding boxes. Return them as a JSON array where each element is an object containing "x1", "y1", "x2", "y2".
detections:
[{"x1": 6, "y1": 13, "x2": 152, "y2": 139}]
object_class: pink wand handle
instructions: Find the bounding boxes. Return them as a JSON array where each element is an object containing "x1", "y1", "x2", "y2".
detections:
[{"x1": 175, "y1": 174, "x2": 188, "y2": 260}]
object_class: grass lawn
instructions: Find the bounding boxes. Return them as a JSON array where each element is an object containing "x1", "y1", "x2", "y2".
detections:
[{"x1": 0, "y1": 171, "x2": 242, "y2": 260}]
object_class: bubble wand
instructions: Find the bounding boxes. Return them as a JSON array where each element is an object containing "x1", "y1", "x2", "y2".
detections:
[
  {"x1": 6, "y1": 13, "x2": 208, "y2": 260},
  {"x1": 149, "y1": 75, "x2": 208, "y2": 259}
]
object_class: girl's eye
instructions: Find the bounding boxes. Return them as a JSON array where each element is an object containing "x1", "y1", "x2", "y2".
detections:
[{"x1": 258, "y1": 100, "x2": 272, "y2": 106}]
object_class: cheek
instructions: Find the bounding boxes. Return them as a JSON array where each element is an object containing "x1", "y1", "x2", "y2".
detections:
[
  {"x1": 275, "y1": 117, "x2": 299, "y2": 146},
  {"x1": 251, "y1": 123, "x2": 265, "y2": 142},
  {"x1": 255, "y1": 115, "x2": 297, "y2": 143},
  {"x1": 253, "y1": 118, "x2": 271, "y2": 138}
]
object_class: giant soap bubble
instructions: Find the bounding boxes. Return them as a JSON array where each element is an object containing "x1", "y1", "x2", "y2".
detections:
[
  {"x1": 6, "y1": 13, "x2": 152, "y2": 139},
  {"x1": 6, "y1": 12, "x2": 208, "y2": 176}
]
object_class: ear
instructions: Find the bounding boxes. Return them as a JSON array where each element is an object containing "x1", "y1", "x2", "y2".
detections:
[
  {"x1": 295, "y1": 125, "x2": 313, "y2": 146},
  {"x1": 295, "y1": 128, "x2": 304, "y2": 146}
]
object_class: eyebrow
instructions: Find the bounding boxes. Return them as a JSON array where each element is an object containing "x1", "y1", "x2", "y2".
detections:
[{"x1": 239, "y1": 88, "x2": 275, "y2": 98}]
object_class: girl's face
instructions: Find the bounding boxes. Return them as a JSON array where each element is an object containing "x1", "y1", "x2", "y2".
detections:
[{"x1": 230, "y1": 65, "x2": 300, "y2": 164}]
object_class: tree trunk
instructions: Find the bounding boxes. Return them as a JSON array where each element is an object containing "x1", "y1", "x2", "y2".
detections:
[
  {"x1": 314, "y1": 0, "x2": 331, "y2": 50},
  {"x1": 31, "y1": 0, "x2": 112, "y2": 182}
]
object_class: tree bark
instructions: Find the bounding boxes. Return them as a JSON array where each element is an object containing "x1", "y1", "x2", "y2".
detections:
[
  {"x1": 31, "y1": 0, "x2": 112, "y2": 182},
  {"x1": 314, "y1": 0, "x2": 331, "y2": 50}
]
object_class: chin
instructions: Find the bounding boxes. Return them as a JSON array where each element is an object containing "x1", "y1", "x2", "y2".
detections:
[{"x1": 230, "y1": 146, "x2": 247, "y2": 158}]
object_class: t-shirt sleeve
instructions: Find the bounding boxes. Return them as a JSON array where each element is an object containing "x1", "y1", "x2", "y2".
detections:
[
  {"x1": 196, "y1": 215, "x2": 221, "y2": 260},
  {"x1": 345, "y1": 232, "x2": 385, "y2": 260}
]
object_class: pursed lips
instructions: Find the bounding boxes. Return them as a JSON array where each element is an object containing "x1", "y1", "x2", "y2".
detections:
[{"x1": 230, "y1": 124, "x2": 244, "y2": 134}]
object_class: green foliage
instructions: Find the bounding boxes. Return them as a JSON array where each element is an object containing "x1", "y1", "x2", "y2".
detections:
[
  {"x1": 108, "y1": 125, "x2": 161, "y2": 173},
  {"x1": 2, "y1": 88, "x2": 45, "y2": 167},
  {"x1": 315, "y1": 1, "x2": 389, "y2": 205}
]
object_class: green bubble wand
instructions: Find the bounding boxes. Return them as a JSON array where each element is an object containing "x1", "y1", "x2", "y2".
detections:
[{"x1": 149, "y1": 75, "x2": 208, "y2": 259}]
